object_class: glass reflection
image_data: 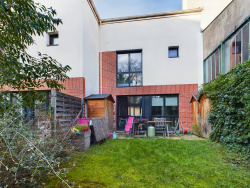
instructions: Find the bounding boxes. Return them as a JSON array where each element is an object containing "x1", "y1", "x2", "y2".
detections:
[
  {"x1": 117, "y1": 54, "x2": 129, "y2": 72},
  {"x1": 130, "y1": 73, "x2": 142, "y2": 86},
  {"x1": 117, "y1": 73, "x2": 129, "y2": 87},
  {"x1": 130, "y1": 53, "x2": 142, "y2": 72}
]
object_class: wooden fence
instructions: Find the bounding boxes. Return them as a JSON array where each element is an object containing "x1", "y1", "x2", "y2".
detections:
[{"x1": 51, "y1": 90, "x2": 83, "y2": 130}]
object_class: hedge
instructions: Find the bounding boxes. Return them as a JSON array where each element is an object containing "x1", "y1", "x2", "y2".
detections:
[{"x1": 201, "y1": 60, "x2": 250, "y2": 158}]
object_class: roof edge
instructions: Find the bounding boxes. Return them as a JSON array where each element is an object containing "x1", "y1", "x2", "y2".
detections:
[
  {"x1": 101, "y1": 8, "x2": 203, "y2": 24},
  {"x1": 87, "y1": 0, "x2": 101, "y2": 24}
]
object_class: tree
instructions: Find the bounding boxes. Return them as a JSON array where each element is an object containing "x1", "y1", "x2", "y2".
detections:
[
  {"x1": 0, "y1": 1, "x2": 72, "y2": 186},
  {"x1": 0, "y1": 0, "x2": 71, "y2": 91}
]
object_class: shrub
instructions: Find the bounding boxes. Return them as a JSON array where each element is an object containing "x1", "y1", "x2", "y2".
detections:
[
  {"x1": 0, "y1": 99, "x2": 71, "y2": 187},
  {"x1": 191, "y1": 123, "x2": 203, "y2": 137},
  {"x1": 200, "y1": 60, "x2": 250, "y2": 158}
]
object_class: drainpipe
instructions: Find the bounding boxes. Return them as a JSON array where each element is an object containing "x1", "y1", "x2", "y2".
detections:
[{"x1": 99, "y1": 20, "x2": 102, "y2": 94}]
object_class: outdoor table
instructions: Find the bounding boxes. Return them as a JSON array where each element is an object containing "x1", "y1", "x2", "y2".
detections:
[
  {"x1": 133, "y1": 118, "x2": 148, "y2": 138},
  {"x1": 146, "y1": 121, "x2": 172, "y2": 138}
]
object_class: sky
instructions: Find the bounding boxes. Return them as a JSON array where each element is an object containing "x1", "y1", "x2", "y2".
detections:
[{"x1": 92, "y1": 0, "x2": 182, "y2": 19}]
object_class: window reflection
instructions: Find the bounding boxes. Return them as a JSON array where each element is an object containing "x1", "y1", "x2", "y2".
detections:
[
  {"x1": 130, "y1": 53, "x2": 142, "y2": 72},
  {"x1": 117, "y1": 73, "x2": 129, "y2": 87},
  {"x1": 165, "y1": 96, "x2": 178, "y2": 116},
  {"x1": 117, "y1": 54, "x2": 129, "y2": 72},
  {"x1": 117, "y1": 51, "x2": 142, "y2": 87},
  {"x1": 203, "y1": 21, "x2": 250, "y2": 83},
  {"x1": 130, "y1": 73, "x2": 142, "y2": 86},
  {"x1": 151, "y1": 96, "x2": 164, "y2": 116}
]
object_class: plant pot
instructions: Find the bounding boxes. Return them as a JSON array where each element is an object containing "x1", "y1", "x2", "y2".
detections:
[{"x1": 70, "y1": 130, "x2": 91, "y2": 152}]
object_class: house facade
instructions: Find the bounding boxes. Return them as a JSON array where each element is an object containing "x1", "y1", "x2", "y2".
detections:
[{"x1": 23, "y1": 0, "x2": 249, "y2": 131}]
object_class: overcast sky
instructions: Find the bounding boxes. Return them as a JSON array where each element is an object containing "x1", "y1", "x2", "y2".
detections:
[{"x1": 93, "y1": 0, "x2": 182, "y2": 19}]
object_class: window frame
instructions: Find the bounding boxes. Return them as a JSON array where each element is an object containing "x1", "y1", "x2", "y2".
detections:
[
  {"x1": 116, "y1": 50, "x2": 143, "y2": 87},
  {"x1": 168, "y1": 46, "x2": 179, "y2": 58},
  {"x1": 47, "y1": 32, "x2": 59, "y2": 46},
  {"x1": 203, "y1": 19, "x2": 250, "y2": 83},
  {"x1": 116, "y1": 94, "x2": 179, "y2": 131}
]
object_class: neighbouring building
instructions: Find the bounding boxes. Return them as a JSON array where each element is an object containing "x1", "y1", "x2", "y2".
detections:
[
  {"x1": 203, "y1": 0, "x2": 250, "y2": 83},
  {"x1": 5, "y1": 0, "x2": 249, "y2": 131}
]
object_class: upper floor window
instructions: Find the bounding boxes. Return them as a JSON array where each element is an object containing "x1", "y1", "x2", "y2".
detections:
[
  {"x1": 117, "y1": 50, "x2": 142, "y2": 87},
  {"x1": 47, "y1": 32, "x2": 59, "y2": 46},
  {"x1": 169, "y1": 46, "x2": 179, "y2": 58}
]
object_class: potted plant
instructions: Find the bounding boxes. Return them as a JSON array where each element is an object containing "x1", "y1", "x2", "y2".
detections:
[{"x1": 70, "y1": 124, "x2": 91, "y2": 151}]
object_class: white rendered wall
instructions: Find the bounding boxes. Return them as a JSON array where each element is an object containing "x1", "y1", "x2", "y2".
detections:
[
  {"x1": 182, "y1": 0, "x2": 232, "y2": 29},
  {"x1": 28, "y1": 0, "x2": 100, "y2": 96},
  {"x1": 101, "y1": 14, "x2": 203, "y2": 86}
]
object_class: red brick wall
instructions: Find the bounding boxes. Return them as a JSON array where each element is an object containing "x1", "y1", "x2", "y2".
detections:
[
  {"x1": 100, "y1": 51, "x2": 198, "y2": 130},
  {"x1": 2, "y1": 77, "x2": 86, "y2": 117},
  {"x1": 2, "y1": 77, "x2": 85, "y2": 98}
]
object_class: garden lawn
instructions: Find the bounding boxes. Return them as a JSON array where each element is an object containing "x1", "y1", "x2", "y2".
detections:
[{"x1": 44, "y1": 139, "x2": 250, "y2": 188}]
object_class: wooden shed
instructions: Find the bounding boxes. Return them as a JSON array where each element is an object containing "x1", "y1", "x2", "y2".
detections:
[
  {"x1": 190, "y1": 93, "x2": 212, "y2": 138},
  {"x1": 190, "y1": 94, "x2": 199, "y2": 125},
  {"x1": 198, "y1": 93, "x2": 212, "y2": 138},
  {"x1": 85, "y1": 94, "x2": 115, "y2": 132}
]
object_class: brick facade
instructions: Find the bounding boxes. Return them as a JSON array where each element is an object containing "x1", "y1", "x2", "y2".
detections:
[
  {"x1": 100, "y1": 51, "x2": 198, "y2": 130},
  {"x1": 2, "y1": 77, "x2": 85, "y2": 99},
  {"x1": 2, "y1": 77, "x2": 86, "y2": 116}
]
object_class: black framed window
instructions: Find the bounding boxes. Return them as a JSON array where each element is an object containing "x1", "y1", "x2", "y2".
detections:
[
  {"x1": 48, "y1": 33, "x2": 59, "y2": 46},
  {"x1": 117, "y1": 51, "x2": 142, "y2": 87},
  {"x1": 168, "y1": 46, "x2": 179, "y2": 58},
  {"x1": 116, "y1": 95, "x2": 179, "y2": 131}
]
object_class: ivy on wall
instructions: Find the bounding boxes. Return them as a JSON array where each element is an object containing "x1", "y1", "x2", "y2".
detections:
[{"x1": 201, "y1": 60, "x2": 250, "y2": 158}]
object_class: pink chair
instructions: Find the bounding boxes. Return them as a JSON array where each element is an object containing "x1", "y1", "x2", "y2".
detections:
[{"x1": 124, "y1": 117, "x2": 134, "y2": 137}]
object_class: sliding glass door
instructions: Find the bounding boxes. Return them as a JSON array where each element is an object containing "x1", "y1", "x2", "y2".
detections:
[{"x1": 117, "y1": 95, "x2": 179, "y2": 131}]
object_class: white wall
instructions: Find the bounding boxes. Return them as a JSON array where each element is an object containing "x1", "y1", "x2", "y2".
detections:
[
  {"x1": 183, "y1": 0, "x2": 232, "y2": 29},
  {"x1": 101, "y1": 14, "x2": 203, "y2": 86},
  {"x1": 28, "y1": 0, "x2": 100, "y2": 96}
]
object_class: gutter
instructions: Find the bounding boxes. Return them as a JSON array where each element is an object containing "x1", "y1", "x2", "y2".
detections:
[
  {"x1": 87, "y1": 1, "x2": 203, "y2": 25},
  {"x1": 101, "y1": 8, "x2": 203, "y2": 24}
]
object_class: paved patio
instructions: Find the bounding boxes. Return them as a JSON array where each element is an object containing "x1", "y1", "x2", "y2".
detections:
[{"x1": 116, "y1": 132, "x2": 205, "y2": 140}]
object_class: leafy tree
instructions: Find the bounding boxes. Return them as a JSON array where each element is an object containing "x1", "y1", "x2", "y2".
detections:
[
  {"x1": 0, "y1": 0, "x2": 71, "y2": 91},
  {"x1": 0, "y1": 1, "x2": 72, "y2": 187}
]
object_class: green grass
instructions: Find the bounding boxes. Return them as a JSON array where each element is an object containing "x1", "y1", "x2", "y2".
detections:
[{"x1": 44, "y1": 139, "x2": 250, "y2": 188}]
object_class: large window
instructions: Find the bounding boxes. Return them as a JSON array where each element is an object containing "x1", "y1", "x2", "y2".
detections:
[
  {"x1": 204, "y1": 21, "x2": 250, "y2": 83},
  {"x1": 117, "y1": 95, "x2": 179, "y2": 131},
  {"x1": 204, "y1": 47, "x2": 221, "y2": 83},
  {"x1": 117, "y1": 51, "x2": 142, "y2": 87}
]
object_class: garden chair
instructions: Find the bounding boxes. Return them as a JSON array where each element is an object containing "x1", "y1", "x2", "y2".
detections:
[
  {"x1": 133, "y1": 117, "x2": 148, "y2": 137},
  {"x1": 124, "y1": 117, "x2": 134, "y2": 137},
  {"x1": 155, "y1": 118, "x2": 168, "y2": 138},
  {"x1": 168, "y1": 118, "x2": 180, "y2": 136}
]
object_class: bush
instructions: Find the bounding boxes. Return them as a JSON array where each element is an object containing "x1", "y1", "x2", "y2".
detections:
[
  {"x1": 0, "y1": 99, "x2": 72, "y2": 187},
  {"x1": 191, "y1": 123, "x2": 203, "y2": 137},
  {"x1": 200, "y1": 60, "x2": 250, "y2": 158}
]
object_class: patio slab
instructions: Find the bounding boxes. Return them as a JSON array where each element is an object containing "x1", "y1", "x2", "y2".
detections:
[{"x1": 115, "y1": 132, "x2": 205, "y2": 140}]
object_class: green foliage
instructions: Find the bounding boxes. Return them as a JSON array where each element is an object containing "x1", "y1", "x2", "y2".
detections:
[
  {"x1": 0, "y1": 99, "x2": 71, "y2": 187},
  {"x1": 44, "y1": 139, "x2": 250, "y2": 187},
  {"x1": 201, "y1": 60, "x2": 250, "y2": 158},
  {"x1": 0, "y1": 1, "x2": 73, "y2": 186},
  {"x1": 191, "y1": 123, "x2": 202, "y2": 137},
  {"x1": 0, "y1": 0, "x2": 71, "y2": 91},
  {"x1": 72, "y1": 124, "x2": 90, "y2": 133}
]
